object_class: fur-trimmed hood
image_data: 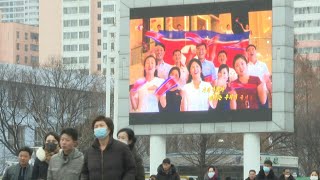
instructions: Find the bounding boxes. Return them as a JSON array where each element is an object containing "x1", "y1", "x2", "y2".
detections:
[{"x1": 36, "y1": 147, "x2": 47, "y2": 161}]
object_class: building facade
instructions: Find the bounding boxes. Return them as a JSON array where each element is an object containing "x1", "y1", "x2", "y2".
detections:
[
  {"x1": 0, "y1": 22, "x2": 39, "y2": 66},
  {"x1": 294, "y1": 0, "x2": 320, "y2": 70},
  {"x1": 39, "y1": 0, "x2": 118, "y2": 75},
  {"x1": 0, "y1": 0, "x2": 39, "y2": 26}
]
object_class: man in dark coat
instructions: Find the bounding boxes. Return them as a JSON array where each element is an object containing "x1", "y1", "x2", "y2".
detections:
[
  {"x1": 256, "y1": 160, "x2": 278, "y2": 180},
  {"x1": 81, "y1": 116, "x2": 136, "y2": 180},
  {"x1": 156, "y1": 158, "x2": 180, "y2": 180}
]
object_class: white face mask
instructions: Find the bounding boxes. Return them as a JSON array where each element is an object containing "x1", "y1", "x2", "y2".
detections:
[
  {"x1": 208, "y1": 172, "x2": 215, "y2": 178},
  {"x1": 118, "y1": 139, "x2": 128, "y2": 145},
  {"x1": 285, "y1": 175, "x2": 290, "y2": 178},
  {"x1": 311, "y1": 176, "x2": 319, "y2": 180}
]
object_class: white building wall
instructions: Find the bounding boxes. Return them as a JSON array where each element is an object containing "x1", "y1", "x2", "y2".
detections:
[
  {"x1": 0, "y1": 0, "x2": 39, "y2": 26},
  {"x1": 62, "y1": 1, "x2": 91, "y2": 71}
]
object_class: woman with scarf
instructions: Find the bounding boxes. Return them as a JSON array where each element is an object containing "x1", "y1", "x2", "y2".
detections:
[{"x1": 31, "y1": 132, "x2": 60, "y2": 180}]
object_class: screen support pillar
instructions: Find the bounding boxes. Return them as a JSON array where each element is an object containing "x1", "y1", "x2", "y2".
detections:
[
  {"x1": 150, "y1": 135, "x2": 166, "y2": 175},
  {"x1": 243, "y1": 133, "x2": 260, "y2": 179}
]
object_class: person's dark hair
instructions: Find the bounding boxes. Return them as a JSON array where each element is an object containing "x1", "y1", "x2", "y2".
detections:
[
  {"x1": 91, "y1": 116, "x2": 114, "y2": 135},
  {"x1": 196, "y1": 42, "x2": 207, "y2": 49},
  {"x1": 61, "y1": 128, "x2": 78, "y2": 141},
  {"x1": 18, "y1": 146, "x2": 33, "y2": 156},
  {"x1": 249, "y1": 169, "x2": 256, "y2": 174},
  {"x1": 246, "y1": 44, "x2": 257, "y2": 51},
  {"x1": 264, "y1": 159, "x2": 273, "y2": 166},
  {"x1": 282, "y1": 168, "x2": 290, "y2": 173},
  {"x1": 155, "y1": 43, "x2": 166, "y2": 51},
  {"x1": 218, "y1": 64, "x2": 230, "y2": 82},
  {"x1": 172, "y1": 49, "x2": 181, "y2": 55},
  {"x1": 117, "y1": 128, "x2": 136, "y2": 150},
  {"x1": 143, "y1": 55, "x2": 158, "y2": 77},
  {"x1": 310, "y1": 170, "x2": 319, "y2": 176},
  {"x1": 187, "y1": 58, "x2": 204, "y2": 83},
  {"x1": 218, "y1": 64, "x2": 229, "y2": 73},
  {"x1": 207, "y1": 165, "x2": 216, "y2": 171},
  {"x1": 162, "y1": 158, "x2": 171, "y2": 164},
  {"x1": 232, "y1": 54, "x2": 248, "y2": 68},
  {"x1": 43, "y1": 132, "x2": 60, "y2": 148},
  {"x1": 218, "y1": 50, "x2": 228, "y2": 56},
  {"x1": 150, "y1": 175, "x2": 157, "y2": 180},
  {"x1": 168, "y1": 67, "x2": 181, "y2": 78}
]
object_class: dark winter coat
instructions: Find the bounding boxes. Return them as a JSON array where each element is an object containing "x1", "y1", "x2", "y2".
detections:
[
  {"x1": 31, "y1": 147, "x2": 53, "y2": 180},
  {"x1": 245, "y1": 178, "x2": 255, "y2": 180},
  {"x1": 156, "y1": 164, "x2": 180, "y2": 180},
  {"x1": 131, "y1": 147, "x2": 145, "y2": 180},
  {"x1": 278, "y1": 174, "x2": 295, "y2": 180},
  {"x1": 256, "y1": 169, "x2": 278, "y2": 180},
  {"x1": 2, "y1": 163, "x2": 33, "y2": 180},
  {"x1": 81, "y1": 137, "x2": 136, "y2": 180},
  {"x1": 31, "y1": 157, "x2": 48, "y2": 180}
]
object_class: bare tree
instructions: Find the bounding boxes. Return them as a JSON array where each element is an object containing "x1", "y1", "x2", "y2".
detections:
[
  {"x1": 0, "y1": 62, "x2": 106, "y2": 157},
  {"x1": 262, "y1": 51, "x2": 320, "y2": 175},
  {"x1": 174, "y1": 134, "x2": 241, "y2": 179}
]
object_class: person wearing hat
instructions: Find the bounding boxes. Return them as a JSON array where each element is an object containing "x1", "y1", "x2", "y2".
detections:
[{"x1": 156, "y1": 158, "x2": 180, "y2": 180}]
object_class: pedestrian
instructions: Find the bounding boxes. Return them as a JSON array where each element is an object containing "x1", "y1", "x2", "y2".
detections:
[
  {"x1": 256, "y1": 160, "x2": 278, "y2": 180},
  {"x1": 31, "y1": 132, "x2": 60, "y2": 180},
  {"x1": 47, "y1": 128, "x2": 84, "y2": 180},
  {"x1": 310, "y1": 170, "x2": 319, "y2": 180},
  {"x1": 156, "y1": 158, "x2": 180, "y2": 180},
  {"x1": 3, "y1": 146, "x2": 33, "y2": 180},
  {"x1": 81, "y1": 115, "x2": 136, "y2": 180},
  {"x1": 117, "y1": 128, "x2": 145, "y2": 180},
  {"x1": 204, "y1": 165, "x2": 219, "y2": 180},
  {"x1": 278, "y1": 168, "x2": 294, "y2": 180},
  {"x1": 245, "y1": 169, "x2": 256, "y2": 180}
]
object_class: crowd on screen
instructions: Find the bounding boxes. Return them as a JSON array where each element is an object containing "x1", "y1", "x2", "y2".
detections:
[{"x1": 130, "y1": 43, "x2": 272, "y2": 113}]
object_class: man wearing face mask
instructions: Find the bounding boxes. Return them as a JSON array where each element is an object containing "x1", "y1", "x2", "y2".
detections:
[
  {"x1": 256, "y1": 160, "x2": 278, "y2": 180},
  {"x1": 278, "y1": 168, "x2": 295, "y2": 180},
  {"x1": 81, "y1": 115, "x2": 136, "y2": 180}
]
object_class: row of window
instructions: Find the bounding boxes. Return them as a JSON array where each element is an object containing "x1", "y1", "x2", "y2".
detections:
[
  {"x1": 16, "y1": 43, "x2": 38, "y2": 52},
  {"x1": 16, "y1": 55, "x2": 38, "y2": 64},
  {"x1": 63, "y1": 6, "x2": 89, "y2": 14},
  {"x1": 63, "y1": 31, "x2": 90, "y2": 39},
  {"x1": 295, "y1": 6, "x2": 320, "y2": 14},
  {"x1": 103, "y1": 17, "x2": 115, "y2": 25},
  {"x1": 16, "y1": 31, "x2": 39, "y2": 41},
  {"x1": 297, "y1": 47, "x2": 320, "y2": 54},
  {"x1": 294, "y1": 20, "x2": 320, "y2": 28},
  {"x1": 103, "y1": 5, "x2": 115, "y2": 12},
  {"x1": 0, "y1": 1, "x2": 24, "y2": 7},
  {"x1": 295, "y1": 33, "x2": 320, "y2": 41},
  {"x1": 63, "y1": 44, "x2": 91, "y2": 51},
  {"x1": 0, "y1": 7, "x2": 24, "y2": 13},
  {"x1": 63, "y1": 19, "x2": 89, "y2": 27},
  {"x1": 63, "y1": 56, "x2": 89, "y2": 64}
]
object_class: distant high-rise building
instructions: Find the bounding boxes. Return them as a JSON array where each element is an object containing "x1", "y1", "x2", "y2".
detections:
[
  {"x1": 0, "y1": 0, "x2": 39, "y2": 26},
  {"x1": 294, "y1": 0, "x2": 320, "y2": 69},
  {"x1": 0, "y1": 22, "x2": 39, "y2": 66},
  {"x1": 39, "y1": 0, "x2": 118, "y2": 75}
]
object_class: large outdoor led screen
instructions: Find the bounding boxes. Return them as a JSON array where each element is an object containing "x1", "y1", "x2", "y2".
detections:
[{"x1": 129, "y1": 0, "x2": 272, "y2": 124}]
